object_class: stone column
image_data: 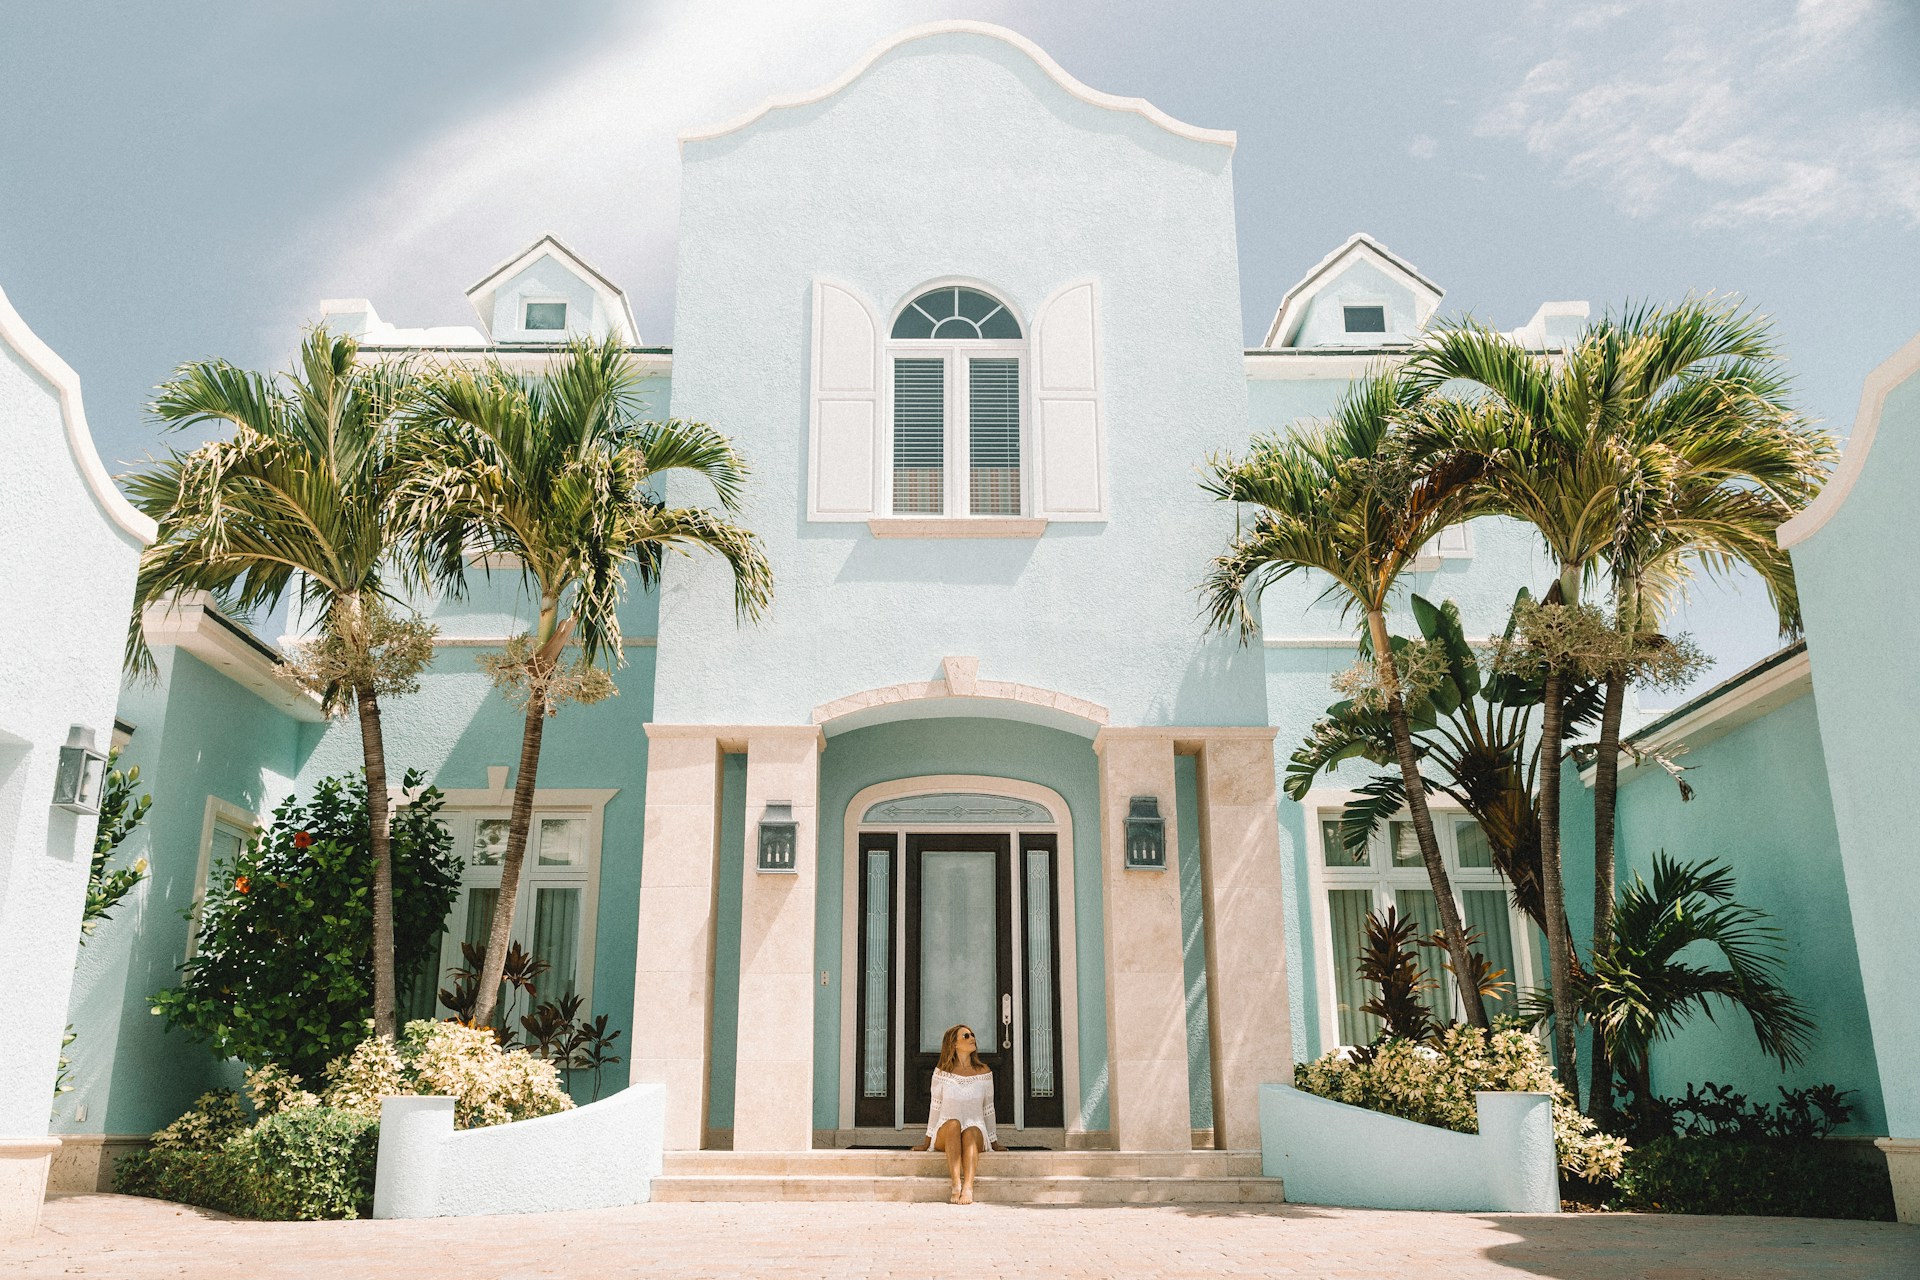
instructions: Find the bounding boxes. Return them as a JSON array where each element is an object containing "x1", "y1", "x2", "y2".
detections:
[
  {"x1": 631, "y1": 727, "x2": 725, "y2": 1151},
  {"x1": 1093, "y1": 729, "x2": 1191, "y2": 1151},
  {"x1": 1193, "y1": 728, "x2": 1293, "y2": 1151},
  {"x1": 732, "y1": 728, "x2": 823, "y2": 1151}
]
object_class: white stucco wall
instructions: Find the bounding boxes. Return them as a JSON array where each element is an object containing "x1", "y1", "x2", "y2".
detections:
[
  {"x1": 0, "y1": 284, "x2": 147, "y2": 1233},
  {"x1": 656, "y1": 26, "x2": 1265, "y2": 730}
]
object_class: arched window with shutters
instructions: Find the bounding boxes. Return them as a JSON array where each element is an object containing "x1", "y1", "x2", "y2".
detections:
[
  {"x1": 806, "y1": 277, "x2": 1105, "y2": 524},
  {"x1": 885, "y1": 284, "x2": 1027, "y2": 518}
]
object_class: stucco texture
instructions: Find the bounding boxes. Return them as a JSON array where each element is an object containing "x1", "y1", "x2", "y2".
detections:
[{"x1": 656, "y1": 30, "x2": 1264, "y2": 732}]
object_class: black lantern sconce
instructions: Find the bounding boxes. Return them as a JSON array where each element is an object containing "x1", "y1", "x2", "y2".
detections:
[
  {"x1": 52, "y1": 725, "x2": 109, "y2": 816},
  {"x1": 757, "y1": 801, "x2": 798, "y2": 873},
  {"x1": 1124, "y1": 795, "x2": 1167, "y2": 869}
]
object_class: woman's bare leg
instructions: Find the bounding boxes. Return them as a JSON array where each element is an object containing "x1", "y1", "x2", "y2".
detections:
[
  {"x1": 936, "y1": 1120, "x2": 963, "y2": 1199},
  {"x1": 959, "y1": 1126, "x2": 984, "y2": 1203}
]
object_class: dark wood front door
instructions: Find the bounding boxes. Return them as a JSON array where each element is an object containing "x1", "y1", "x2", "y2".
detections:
[
  {"x1": 852, "y1": 828, "x2": 1067, "y2": 1134},
  {"x1": 903, "y1": 832, "x2": 1015, "y2": 1129}
]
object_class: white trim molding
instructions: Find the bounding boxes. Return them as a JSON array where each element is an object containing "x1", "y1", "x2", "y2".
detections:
[
  {"x1": 1779, "y1": 330, "x2": 1920, "y2": 548},
  {"x1": 1262, "y1": 233, "x2": 1444, "y2": 350},
  {"x1": 680, "y1": 21, "x2": 1235, "y2": 150},
  {"x1": 0, "y1": 282, "x2": 155, "y2": 544},
  {"x1": 464, "y1": 233, "x2": 640, "y2": 344},
  {"x1": 142, "y1": 593, "x2": 325, "y2": 722},
  {"x1": 836, "y1": 774, "x2": 1082, "y2": 1137},
  {"x1": 811, "y1": 657, "x2": 1109, "y2": 739}
]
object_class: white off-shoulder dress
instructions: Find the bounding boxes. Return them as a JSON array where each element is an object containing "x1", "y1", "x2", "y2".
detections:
[{"x1": 925, "y1": 1068, "x2": 997, "y2": 1145}]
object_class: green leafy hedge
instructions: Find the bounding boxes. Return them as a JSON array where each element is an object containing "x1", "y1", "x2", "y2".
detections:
[
  {"x1": 117, "y1": 1104, "x2": 377, "y2": 1221},
  {"x1": 1616, "y1": 1136, "x2": 1894, "y2": 1220}
]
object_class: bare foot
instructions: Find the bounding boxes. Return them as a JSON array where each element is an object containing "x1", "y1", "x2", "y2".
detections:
[
  {"x1": 948, "y1": 1185, "x2": 961, "y2": 1204},
  {"x1": 958, "y1": 1187, "x2": 974, "y2": 1205}
]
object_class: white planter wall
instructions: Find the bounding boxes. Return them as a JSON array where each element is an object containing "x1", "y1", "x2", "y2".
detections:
[
  {"x1": 1259, "y1": 1085, "x2": 1559, "y2": 1213},
  {"x1": 373, "y1": 1084, "x2": 665, "y2": 1219}
]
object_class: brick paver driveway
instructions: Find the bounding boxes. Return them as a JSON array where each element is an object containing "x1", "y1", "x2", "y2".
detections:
[{"x1": 4, "y1": 1193, "x2": 1915, "y2": 1279}]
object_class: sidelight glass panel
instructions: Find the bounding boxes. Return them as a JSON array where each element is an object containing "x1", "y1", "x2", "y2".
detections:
[
  {"x1": 863, "y1": 850, "x2": 891, "y2": 1098},
  {"x1": 919, "y1": 850, "x2": 998, "y2": 1052},
  {"x1": 892, "y1": 358, "x2": 945, "y2": 514},
  {"x1": 1463, "y1": 889, "x2": 1520, "y2": 1016},
  {"x1": 1327, "y1": 889, "x2": 1380, "y2": 1047},
  {"x1": 463, "y1": 888, "x2": 498, "y2": 952},
  {"x1": 1024, "y1": 849, "x2": 1055, "y2": 1098},
  {"x1": 968, "y1": 358, "x2": 1021, "y2": 515},
  {"x1": 532, "y1": 886, "x2": 582, "y2": 1002}
]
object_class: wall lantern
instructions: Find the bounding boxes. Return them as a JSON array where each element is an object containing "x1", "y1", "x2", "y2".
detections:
[
  {"x1": 53, "y1": 725, "x2": 109, "y2": 816},
  {"x1": 1124, "y1": 796, "x2": 1167, "y2": 870},
  {"x1": 757, "y1": 801, "x2": 798, "y2": 873}
]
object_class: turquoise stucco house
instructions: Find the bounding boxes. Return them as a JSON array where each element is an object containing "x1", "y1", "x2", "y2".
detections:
[{"x1": 13, "y1": 21, "x2": 1915, "y2": 1222}]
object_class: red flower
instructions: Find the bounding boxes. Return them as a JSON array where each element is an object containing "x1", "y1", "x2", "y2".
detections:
[
  {"x1": 293, "y1": 832, "x2": 312, "y2": 849},
  {"x1": 234, "y1": 876, "x2": 251, "y2": 894}
]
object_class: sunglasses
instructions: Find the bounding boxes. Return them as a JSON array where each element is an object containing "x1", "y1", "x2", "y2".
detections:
[{"x1": 958, "y1": 1030, "x2": 975, "y2": 1040}]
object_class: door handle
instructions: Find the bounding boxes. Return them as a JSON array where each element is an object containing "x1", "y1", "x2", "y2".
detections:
[{"x1": 1001, "y1": 993, "x2": 1013, "y2": 1049}]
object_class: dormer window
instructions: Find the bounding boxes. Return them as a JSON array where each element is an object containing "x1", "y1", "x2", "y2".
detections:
[
  {"x1": 524, "y1": 301, "x2": 568, "y2": 331},
  {"x1": 1342, "y1": 305, "x2": 1386, "y2": 335}
]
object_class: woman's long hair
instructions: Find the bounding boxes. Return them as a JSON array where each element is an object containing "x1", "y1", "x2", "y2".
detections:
[{"x1": 936, "y1": 1024, "x2": 985, "y2": 1074}]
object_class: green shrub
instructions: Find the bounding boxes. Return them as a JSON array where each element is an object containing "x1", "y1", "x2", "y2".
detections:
[
  {"x1": 116, "y1": 1106, "x2": 377, "y2": 1220},
  {"x1": 1617, "y1": 1135, "x2": 1895, "y2": 1220},
  {"x1": 1294, "y1": 1026, "x2": 1629, "y2": 1181},
  {"x1": 150, "y1": 771, "x2": 461, "y2": 1080}
]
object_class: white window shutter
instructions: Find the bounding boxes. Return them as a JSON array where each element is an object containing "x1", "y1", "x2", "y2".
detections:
[
  {"x1": 1033, "y1": 280, "x2": 1106, "y2": 520},
  {"x1": 809, "y1": 280, "x2": 882, "y2": 520}
]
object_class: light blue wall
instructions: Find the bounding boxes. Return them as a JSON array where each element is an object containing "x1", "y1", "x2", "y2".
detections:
[
  {"x1": 485, "y1": 254, "x2": 617, "y2": 342},
  {"x1": 657, "y1": 29, "x2": 1264, "y2": 731},
  {"x1": 1567, "y1": 691, "x2": 1883, "y2": 1133},
  {"x1": 810, "y1": 716, "x2": 1105, "y2": 1131},
  {"x1": 1789, "y1": 350, "x2": 1920, "y2": 1140},
  {"x1": 61, "y1": 650, "x2": 303, "y2": 1136}
]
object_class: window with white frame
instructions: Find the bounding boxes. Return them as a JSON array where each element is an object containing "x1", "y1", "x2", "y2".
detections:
[
  {"x1": 1309, "y1": 805, "x2": 1534, "y2": 1048},
  {"x1": 189, "y1": 797, "x2": 260, "y2": 956},
  {"x1": 523, "y1": 300, "x2": 568, "y2": 332},
  {"x1": 425, "y1": 808, "x2": 598, "y2": 1023},
  {"x1": 887, "y1": 286, "x2": 1025, "y2": 517}
]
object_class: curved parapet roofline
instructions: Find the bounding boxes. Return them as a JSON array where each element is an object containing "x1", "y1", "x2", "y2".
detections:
[
  {"x1": 0, "y1": 283, "x2": 156, "y2": 545},
  {"x1": 1779, "y1": 329, "x2": 1920, "y2": 549},
  {"x1": 679, "y1": 20, "x2": 1235, "y2": 151}
]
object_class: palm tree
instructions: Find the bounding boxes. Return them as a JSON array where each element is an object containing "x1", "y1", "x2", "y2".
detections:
[
  {"x1": 1203, "y1": 374, "x2": 1494, "y2": 1028},
  {"x1": 1577, "y1": 306, "x2": 1833, "y2": 1120},
  {"x1": 399, "y1": 334, "x2": 773, "y2": 1030},
  {"x1": 1400, "y1": 303, "x2": 1827, "y2": 1092},
  {"x1": 1578, "y1": 853, "x2": 1813, "y2": 1125},
  {"x1": 126, "y1": 330, "x2": 433, "y2": 1039}
]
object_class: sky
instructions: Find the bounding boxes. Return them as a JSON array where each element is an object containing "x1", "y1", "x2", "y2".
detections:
[{"x1": 4, "y1": 0, "x2": 1916, "y2": 701}]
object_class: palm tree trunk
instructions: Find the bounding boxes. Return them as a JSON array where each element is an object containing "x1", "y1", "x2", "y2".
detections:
[
  {"x1": 469, "y1": 689, "x2": 550, "y2": 1032},
  {"x1": 1536, "y1": 582, "x2": 1580, "y2": 1094},
  {"x1": 354, "y1": 683, "x2": 398, "y2": 1040},
  {"x1": 1587, "y1": 663, "x2": 1629, "y2": 1123},
  {"x1": 1368, "y1": 608, "x2": 1490, "y2": 1030}
]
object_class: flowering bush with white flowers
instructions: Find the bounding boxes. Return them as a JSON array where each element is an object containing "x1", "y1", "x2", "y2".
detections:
[{"x1": 1294, "y1": 1026, "x2": 1629, "y2": 1182}]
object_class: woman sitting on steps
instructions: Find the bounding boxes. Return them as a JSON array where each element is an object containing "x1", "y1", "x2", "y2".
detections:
[{"x1": 910, "y1": 1023, "x2": 1007, "y2": 1204}]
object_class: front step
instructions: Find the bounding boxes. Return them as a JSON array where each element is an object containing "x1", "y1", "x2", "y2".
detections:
[{"x1": 650, "y1": 1150, "x2": 1282, "y2": 1205}]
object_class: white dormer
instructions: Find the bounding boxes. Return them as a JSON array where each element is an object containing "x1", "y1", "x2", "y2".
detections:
[
  {"x1": 1507, "y1": 300, "x2": 1591, "y2": 351},
  {"x1": 465, "y1": 234, "x2": 640, "y2": 345},
  {"x1": 1262, "y1": 233, "x2": 1443, "y2": 349}
]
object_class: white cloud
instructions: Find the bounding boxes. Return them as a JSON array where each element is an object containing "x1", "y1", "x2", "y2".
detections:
[
  {"x1": 1480, "y1": 0, "x2": 1920, "y2": 232},
  {"x1": 1408, "y1": 134, "x2": 1437, "y2": 160}
]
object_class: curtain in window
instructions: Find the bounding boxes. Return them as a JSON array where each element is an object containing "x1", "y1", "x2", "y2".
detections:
[
  {"x1": 532, "y1": 887, "x2": 582, "y2": 1003},
  {"x1": 892, "y1": 358, "x2": 944, "y2": 514},
  {"x1": 1327, "y1": 889, "x2": 1380, "y2": 1047},
  {"x1": 1463, "y1": 889, "x2": 1520, "y2": 1016},
  {"x1": 968, "y1": 358, "x2": 1020, "y2": 515}
]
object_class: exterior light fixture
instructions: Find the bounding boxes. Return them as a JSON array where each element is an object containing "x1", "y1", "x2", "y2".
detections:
[
  {"x1": 757, "y1": 801, "x2": 798, "y2": 873},
  {"x1": 53, "y1": 725, "x2": 108, "y2": 815},
  {"x1": 1124, "y1": 796, "x2": 1167, "y2": 870}
]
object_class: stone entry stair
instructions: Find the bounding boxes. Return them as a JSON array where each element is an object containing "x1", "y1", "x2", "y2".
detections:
[{"x1": 651, "y1": 1149, "x2": 1282, "y2": 1205}]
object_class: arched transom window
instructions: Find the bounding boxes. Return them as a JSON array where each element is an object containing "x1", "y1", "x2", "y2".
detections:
[{"x1": 887, "y1": 285, "x2": 1025, "y2": 517}]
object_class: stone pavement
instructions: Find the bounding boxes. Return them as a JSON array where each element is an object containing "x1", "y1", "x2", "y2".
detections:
[{"x1": 3, "y1": 1193, "x2": 1916, "y2": 1280}]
